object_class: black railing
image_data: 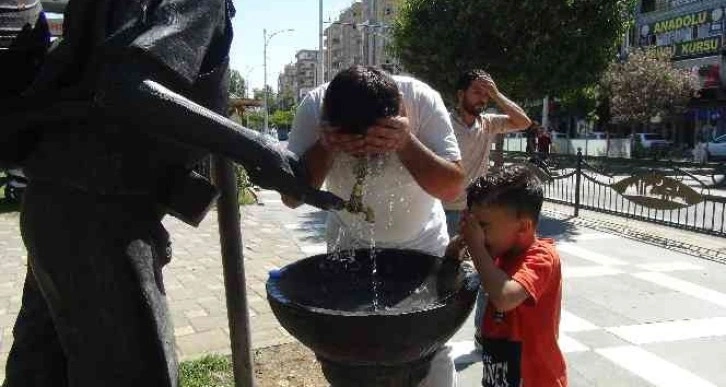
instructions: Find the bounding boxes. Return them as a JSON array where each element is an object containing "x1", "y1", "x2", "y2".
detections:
[{"x1": 500, "y1": 151, "x2": 726, "y2": 237}]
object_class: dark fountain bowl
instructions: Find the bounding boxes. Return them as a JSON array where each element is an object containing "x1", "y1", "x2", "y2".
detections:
[{"x1": 266, "y1": 248, "x2": 479, "y2": 386}]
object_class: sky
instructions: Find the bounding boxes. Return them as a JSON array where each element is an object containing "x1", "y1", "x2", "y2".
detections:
[{"x1": 230, "y1": 0, "x2": 356, "y2": 94}]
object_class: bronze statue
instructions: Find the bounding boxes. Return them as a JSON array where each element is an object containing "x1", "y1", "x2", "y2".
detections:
[{"x1": 0, "y1": 0, "x2": 342, "y2": 385}]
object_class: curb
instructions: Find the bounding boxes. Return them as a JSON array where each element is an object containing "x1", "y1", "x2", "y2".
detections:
[{"x1": 542, "y1": 208, "x2": 726, "y2": 265}]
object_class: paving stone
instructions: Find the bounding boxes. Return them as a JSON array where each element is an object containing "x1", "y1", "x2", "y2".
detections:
[
  {"x1": 189, "y1": 315, "x2": 230, "y2": 333},
  {"x1": 176, "y1": 328, "x2": 230, "y2": 359},
  {"x1": 174, "y1": 325, "x2": 196, "y2": 337}
]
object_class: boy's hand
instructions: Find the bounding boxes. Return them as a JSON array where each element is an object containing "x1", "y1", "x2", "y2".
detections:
[
  {"x1": 444, "y1": 235, "x2": 467, "y2": 261},
  {"x1": 461, "y1": 212, "x2": 486, "y2": 251}
]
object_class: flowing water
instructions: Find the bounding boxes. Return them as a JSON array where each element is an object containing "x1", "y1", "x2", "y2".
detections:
[{"x1": 326, "y1": 155, "x2": 384, "y2": 311}]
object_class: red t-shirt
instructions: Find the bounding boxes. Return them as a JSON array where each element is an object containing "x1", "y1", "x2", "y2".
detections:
[{"x1": 480, "y1": 238, "x2": 567, "y2": 386}]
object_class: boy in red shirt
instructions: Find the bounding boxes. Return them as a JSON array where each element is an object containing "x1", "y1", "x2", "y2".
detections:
[{"x1": 446, "y1": 165, "x2": 567, "y2": 386}]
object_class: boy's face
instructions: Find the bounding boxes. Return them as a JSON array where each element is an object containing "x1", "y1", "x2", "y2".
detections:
[{"x1": 468, "y1": 203, "x2": 525, "y2": 258}]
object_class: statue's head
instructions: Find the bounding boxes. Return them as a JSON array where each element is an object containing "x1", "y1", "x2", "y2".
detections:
[{"x1": 322, "y1": 65, "x2": 401, "y2": 135}]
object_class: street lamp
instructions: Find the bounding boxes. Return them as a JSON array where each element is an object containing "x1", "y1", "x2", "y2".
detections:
[
  {"x1": 319, "y1": 0, "x2": 324, "y2": 85},
  {"x1": 263, "y1": 28, "x2": 294, "y2": 133},
  {"x1": 242, "y1": 65, "x2": 259, "y2": 99}
]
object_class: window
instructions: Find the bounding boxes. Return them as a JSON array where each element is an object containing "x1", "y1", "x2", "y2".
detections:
[{"x1": 641, "y1": 0, "x2": 655, "y2": 13}]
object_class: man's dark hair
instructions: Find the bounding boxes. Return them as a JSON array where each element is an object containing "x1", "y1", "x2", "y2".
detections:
[
  {"x1": 466, "y1": 165, "x2": 544, "y2": 223},
  {"x1": 456, "y1": 69, "x2": 491, "y2": 92},
  {"x1": 322, "y1": 65, "x2": 400, "y2": 134}
]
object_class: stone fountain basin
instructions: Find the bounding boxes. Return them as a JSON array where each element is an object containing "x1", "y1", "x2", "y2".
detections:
[{"x1": 266, "y1": 249, "x2": 479, "y2": 366}]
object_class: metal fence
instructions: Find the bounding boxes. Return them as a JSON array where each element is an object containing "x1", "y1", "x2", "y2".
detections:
[{"x1": 501, "y1": 151, "x2": 726, "y2": 237}]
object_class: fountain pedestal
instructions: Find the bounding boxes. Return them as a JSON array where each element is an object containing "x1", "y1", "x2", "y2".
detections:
[{"x1": 267, "y1": 249, "x2": 479, "y2": 386}]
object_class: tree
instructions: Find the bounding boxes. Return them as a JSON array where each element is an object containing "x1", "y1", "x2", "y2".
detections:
[
  {"x1": 229, "y1": 69, "x2": 246, "y2": 98},
  {"x1": 238, "y1": 109, "x2": 264, "y2": 131},
  {"x1": 601, "y1": 48, "x2": 696, "y2": 125},
  {"x1": 392, "y1": 0, "x2": 630, "y2": 102},
  {"x1": 252, "y1": 86, "x2": 274, "y2": 103},
  {"x1": 270, "y1": 109, "x2": 295, "y2": 130},
  {"x1": 277, "y1": 91, "x2": 296, "y2": 111}
]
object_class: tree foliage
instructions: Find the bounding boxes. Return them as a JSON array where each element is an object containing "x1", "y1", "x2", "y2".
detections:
[
  {"x1": 229, "y1": 69, "x2": 246, "y2": 98},
  {"x1": 270, "y1": 109, "x2": 295, "y2": 130},
  {"x1": 392, "y1": 0, "x2": 630, "y2": 101},
  {"x1": 601, "y1": 48, "x2": 696, "y2": 124}
]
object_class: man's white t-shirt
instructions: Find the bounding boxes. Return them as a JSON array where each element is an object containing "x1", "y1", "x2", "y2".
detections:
[
  {"x1": 287, "y1": 76, "x2": 461, "y2": 256},
  {"x1": 442, "y1": 112, "x2": 516, "y2": 211}
]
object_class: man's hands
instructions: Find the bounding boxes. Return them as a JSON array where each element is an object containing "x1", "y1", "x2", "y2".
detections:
[
  {"x1": 365, "y1": 116, "x2": 412, "y2": 153},
  {"x1": 319, "y1": 130, "x2": 367, "y2": 155},
  {"x1": 318, "y1": 103, "x2": 412, "y2": 156},
  {"x1": 479, "y1": 74, "x2": 501, "y2": 100}
]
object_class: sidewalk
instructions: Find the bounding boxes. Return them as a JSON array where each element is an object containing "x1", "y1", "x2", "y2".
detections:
[
  {"x1": 0, "y1": 190, "x2": 329, "y2": 382},
  {"x1": 543, "y1": 202, "x2": 726, "y2": 262},
  {"x1": 0, "y1": 190, "x2": 724, "y2": 382}
]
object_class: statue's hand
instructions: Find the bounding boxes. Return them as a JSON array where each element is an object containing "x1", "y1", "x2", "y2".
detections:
[{"x1": 245, "y1": 142, "x2": 345, "y2": 211}]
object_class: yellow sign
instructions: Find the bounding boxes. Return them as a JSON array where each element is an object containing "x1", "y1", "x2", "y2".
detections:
[
  {"x1": 678, "y1": 36, "x2": 721, "y2": 57},
  {"x1": 652, "y1": 11, "x2": 710, "y2": 34},
  {"x1": 645, "y1": 36, "x2": 722, "y2": 59}
]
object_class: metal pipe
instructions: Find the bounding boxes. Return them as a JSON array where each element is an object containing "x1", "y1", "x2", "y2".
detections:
[{"x1": 213, "y1": 156, "x2": 255, "y2": 387}]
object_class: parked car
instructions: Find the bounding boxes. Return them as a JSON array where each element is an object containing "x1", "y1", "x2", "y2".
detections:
[
  {"x1": 628, "y1": 133, "x2": 672, "y2": 150},
  {"x1": 693, "y1": 133, "x2": 726, "y2": 163}
]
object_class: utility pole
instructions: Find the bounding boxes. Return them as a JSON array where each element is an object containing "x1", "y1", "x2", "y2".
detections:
[
  {"x1": 319, "y1": 0, "x2": 325, "y2": 84},
  {"x1": 263, "y1": 28, "x2": 294, "y2": 133},
  {"x1": 263, "y1": 29, "x2": 268, "y2": 134}
]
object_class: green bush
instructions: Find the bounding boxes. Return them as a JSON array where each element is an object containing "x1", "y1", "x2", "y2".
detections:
[{"x1": 234, "y1": 166, "x2": 258, "y2": 206}]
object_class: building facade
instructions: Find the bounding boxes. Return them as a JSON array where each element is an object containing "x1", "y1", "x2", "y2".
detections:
[
  {"x1": 277, "y1": 64, "x2": 296, "y2": 106},
  {"x1": 324, "y1": 2, "x2": 365, "y2": 82},
  {"x1": 362, "y1": 0, "x2": 401, "y2": 74},
  {"x1": 295, "y1": 49, "x2": 319, "y2": 102},
  {"x1": 322, "y1": 0, "x2": 402, "y2": 82},
  {"x1": 636, "y1": 0, "x2": 726, "y2": 146}
]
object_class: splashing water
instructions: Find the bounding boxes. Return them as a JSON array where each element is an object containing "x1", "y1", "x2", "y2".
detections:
[{"x1": 324, "y1": 155, "x2": 385, "y2": 311}]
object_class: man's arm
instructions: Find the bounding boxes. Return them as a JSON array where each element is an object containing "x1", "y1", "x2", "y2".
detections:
[
  {"x1": 482, "y1": 76, "x2": 531, "y2": 131},
  {"x1": 281, "y1": 132, "x2": 367, "y2": 208},
  {"x1": 492, "y1": 92, "x2": 531, "y2": 131},
  {"x1": 366, "y1": 115, "x2": 464, "y2": 202},
  {"x1": 397, "y1": 136, "x2": 464, "y2": 202},
  {"x1": 281, "y1": 140, "x2": 332, "y2": 209}
]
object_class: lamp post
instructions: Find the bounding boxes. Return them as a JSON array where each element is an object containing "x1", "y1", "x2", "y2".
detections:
[
  {"x1": 263, "y1": 28, "x2": 294, "y2": 133},
  {"x1": 319, "y1": 0, "x2": 324, "y2": 85}
]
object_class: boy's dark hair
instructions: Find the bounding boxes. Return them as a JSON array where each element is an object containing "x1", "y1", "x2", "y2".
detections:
[
  {"x1": 466, "y1": 165, "x2": 544, "y2": 223},
  {"x1": 456, "y1": 69, "x2": 491, "y2": 92},
  {"x1": 322, "y1": 65, "x2": 401, "y2": 135}
]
